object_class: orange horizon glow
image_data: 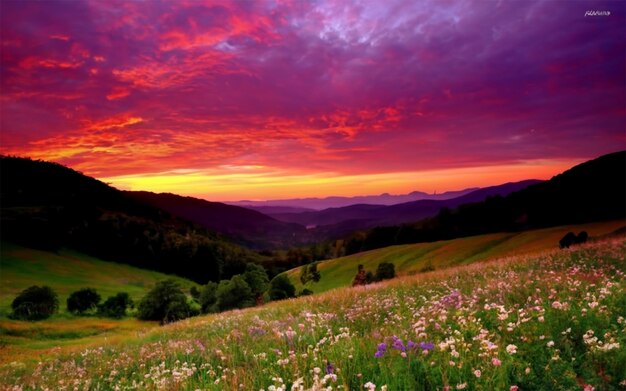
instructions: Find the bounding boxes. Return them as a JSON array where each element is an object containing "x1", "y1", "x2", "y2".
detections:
[
  {"x1": 1, "y1": 1, "x2": 624, "y2": 201},
  {"x1": 99, "y1": 158, "x2": 583, "y2": 202}
]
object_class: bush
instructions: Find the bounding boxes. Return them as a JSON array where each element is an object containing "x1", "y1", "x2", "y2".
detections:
[
  {"x1": 10, "y1": 285, "x2": 59, "y2": 320},
  {"x1": 298, "y1": 288, "x2": 314, "y2": 296},
  {"x1": 375, "y1": 262, "x2": 396, "y2": 281},
  {"x1": 216, "y1": 275, "x2": 254, "y2": 311},
  {"x1": 199, "y1": 281, "x2": 219, "y2": 313},
  {"x1": 137, "y1": 280, "x2": 194, "y2": 324},
  {"x1": 98, "y1": 292, "x2": 133, "y2": 318},
  {"x1": 269, "y1": 275, "x2": 296, "y2": 301},
  {"x1": 300, "y1": 262, "x2": 321, "y2": 285},
  {"x1": 67, "y1": 288, "x2": 101, "y2": 315}
]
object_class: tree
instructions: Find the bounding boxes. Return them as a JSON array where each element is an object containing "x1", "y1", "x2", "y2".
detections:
[
  {"x1": 137, "y1": 279, "x2": 193, "y2": 324},
  {"x1": 300, "y1": 262, "x2": 321, "y2": 285},
  {"x1": 98, "y1": 292, "x2": 133, "y2": 318},
  {"x1": 243, "y1": 263, "x2": 270, "y2": 305},
  {"x1": 215, "y1": 275, "x2": 254, "y2": 311},
  {"x1": 199, "y1": 281, "x2": 219, "y2": 313},
  {"x1": 268, "y1": 275, "x2": 296, "y2": 301},
  {"x1": 375, "y1": 262, "x2": 396, "y2": 281},
  {"x1": 352, "y1": 264, "x2": 367, "y2": 286},
  {"x1": 67, "y1": 288, "x2": 101, "y2": 315},
  {"x1": 11, "y1": 285, "x2": 59, "y2": 320}
]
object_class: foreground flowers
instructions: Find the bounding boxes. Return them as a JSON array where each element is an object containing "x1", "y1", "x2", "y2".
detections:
[{"x1": 1, "y1": 238, "x2": 625, "y2": 390}]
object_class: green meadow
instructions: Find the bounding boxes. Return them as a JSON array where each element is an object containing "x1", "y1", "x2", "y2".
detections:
[
  {"x1": 0, "y1": 242, "x2": 198, "y2": 316},
  {"x1": 288, "y1": 220, "x2": 625, "y2": 293},
  {"x1": 0, "y1": 236, "x2": 624, "y2": 390}
]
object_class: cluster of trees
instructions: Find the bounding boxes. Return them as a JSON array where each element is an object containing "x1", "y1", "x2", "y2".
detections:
[
  {"x1": 9, "y1": 263, "x2": 300, "y2": 324},
  {"x1": 9, "y1": 286, "x2": 133, "y2": 320},
  {"x1": 351, "y1": 262, "x2": 396, "y2": 286}
]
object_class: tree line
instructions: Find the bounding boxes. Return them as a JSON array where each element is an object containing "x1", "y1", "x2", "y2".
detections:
[{"x1": 8, "y1": 263, "x2": 301, "y2": 324}]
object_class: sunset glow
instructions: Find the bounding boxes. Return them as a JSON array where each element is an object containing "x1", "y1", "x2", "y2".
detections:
[{"x1": 1, "y1": 0, "x2": 624, "y2": 201}]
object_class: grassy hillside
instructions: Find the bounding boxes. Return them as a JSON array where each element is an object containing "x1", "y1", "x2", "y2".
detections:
[
  {"x1": 288, "y1": 220, "x2": 625, "y2": 293},
  {"x1": 0, "y1": 242, "x2": 198, "y2": 317},
  {"x1": 0, "y1": 238, "x2": 624, "y2": 389}
]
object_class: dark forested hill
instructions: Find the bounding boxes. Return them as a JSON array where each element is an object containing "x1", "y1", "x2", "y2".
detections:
[
  {"x1": 127, "y1": 191, "x2": 309, "y2": 249},
  {"x1": 0, "y1": 156, "x2": 263, "y2": 284},
  {"x1": 342, "y1": 151, "x2": 626, "y2": 254}
]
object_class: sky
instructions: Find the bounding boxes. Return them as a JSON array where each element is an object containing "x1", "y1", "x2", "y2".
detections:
[{"x1": 1, "y1": 0, "x2": 624, "y2": 201}]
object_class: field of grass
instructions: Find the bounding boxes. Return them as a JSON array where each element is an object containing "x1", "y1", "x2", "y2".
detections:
[
  {"x1": 288, "y1": 220, "x2": 625, "y2": 293},
  {"x1": 0, "y1": 242, "x2": 199, "y2": 317},
  {"x1": 0, "y1": 237, "x2": 624, "y2": 390}
]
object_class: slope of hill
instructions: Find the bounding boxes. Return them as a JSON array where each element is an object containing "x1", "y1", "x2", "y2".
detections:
[
  {"x1": 269, "y1": 180, "x2": 541, "y2": 233},
  {"x1": 343, "y1": 151, "x2": 626, "y2": 253},
  {"x1": 0, "y1": 242, "x2": 197, "y2": 317},
  {"x1": 230, "y1": 187, "x2": 479, "y2": 210},
  {"x1": 0, "y1": 156, "x2": 263, "y2": 283},
  {"x1": 128, "y1": 191, "x2": 309, "y2": 249},
  {"x1": 1, "y1": 238, "x2": 624, "y2": 389},
  {"x1": 287, "y1": 220, "x2": 625, "y2": 293}
]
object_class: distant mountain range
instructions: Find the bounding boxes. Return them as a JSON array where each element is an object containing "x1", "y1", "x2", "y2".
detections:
[
  {"x1": 230, "y1": 188, "x2": 479, "y2": 210},
  {"x1": 266, "y1": 180, "x2": 542, "y2": 237}
]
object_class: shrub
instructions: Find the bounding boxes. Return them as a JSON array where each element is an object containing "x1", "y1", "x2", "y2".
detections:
[
  {"x1": 98, "y1": 292, "x2": 133, "y2": 318},
  {"x1": 137, "y1": 280, "x2": 193, "y2": 324},
  {"x1": 375, "y1": 262, "x2": 396, "y2": 281},
  {"x1": 216, "y1": 275, "x2": 254, "y2": 311},
  {"x1": 269, "y1": 274, "x2": 296, "y2": 301},
  {"x1": 300, "y1": 262, "x2": 321, "y2": 285},
  {"x1": 67, "y1": 288, "x2": 101, "y2": 315},
  {"x1": 199, "y1": 281, "x2": 219, "y2": 313},
  {"x1": 10, "y1": 285, "x2": 59, "y2": 320},
  {"x1": 298, "y1": 288, "x2": 314, "y2": 296}
]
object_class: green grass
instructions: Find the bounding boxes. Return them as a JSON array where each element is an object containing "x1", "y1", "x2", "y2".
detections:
[
  {"x1": 288, "y1": 220, "x2": 625, "y2": 293},
  {"x1": 0, "y1": 242, "x2": 198, "y2": 317},
  {"x1": 0, "y1": 237, "x2": 624, "y2": 390}
]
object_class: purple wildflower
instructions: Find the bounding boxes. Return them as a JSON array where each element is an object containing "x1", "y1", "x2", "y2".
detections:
[
  {"x1": 392, "y1": 337, "x2": 406, "y2": 352},
  {"x1": 419, "y1": 342, "x2": 435, "y2": 351},
  {"x1": 407, "y1": 340, "x2": 415, "y2": 349},
  {"x1": 375, "y1": 342, "x2": 387, "y2": 358},
  {"x1": 326, "y1": 361, "x2": 334, "y2": 374}
]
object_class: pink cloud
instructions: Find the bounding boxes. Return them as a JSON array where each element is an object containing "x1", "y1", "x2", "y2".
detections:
[{"x1": 0, "y1": 0, "x2": 624, "y2": 196}]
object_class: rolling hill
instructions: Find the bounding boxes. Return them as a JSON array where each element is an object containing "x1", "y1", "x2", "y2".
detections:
[
  {"x1": 0, "y1": 242, "x2": 198, "y2": 317},
  {"x1": 128, "y1": 191, "x2": 309, "y2": 249},
  {"x1": 287, "y1": 220, "x2": 625, "y2": 293},
  {"x1": 0, "y1": 156, "x2": 263, "y2": 283},
  {"x1": 342, "y1": 151, "x2": 626, "y2": 254}
]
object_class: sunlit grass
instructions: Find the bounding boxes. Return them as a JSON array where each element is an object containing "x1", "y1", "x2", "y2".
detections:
[{"x1": 289, "y1": 220, "x2": 624, "y2": 294}]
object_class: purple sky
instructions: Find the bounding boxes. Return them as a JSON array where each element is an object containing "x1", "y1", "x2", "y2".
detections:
[{"x1": 1, "y1": 0, "x2": 624, "y2": 200}]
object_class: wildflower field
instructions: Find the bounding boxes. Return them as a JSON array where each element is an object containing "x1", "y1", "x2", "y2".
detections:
[{"x1": 1, "y1": 237, "x2": 625, "y2": 390}]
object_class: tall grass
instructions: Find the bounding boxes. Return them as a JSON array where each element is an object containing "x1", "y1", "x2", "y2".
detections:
[{"x1": 1, "y1": 238, "x2": 624, "y2": 390}]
